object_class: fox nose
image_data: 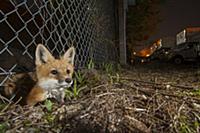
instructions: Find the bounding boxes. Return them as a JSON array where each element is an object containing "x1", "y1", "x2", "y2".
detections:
[{"x1": 65, "y1": 78, "x2": 72, "y2": 84}]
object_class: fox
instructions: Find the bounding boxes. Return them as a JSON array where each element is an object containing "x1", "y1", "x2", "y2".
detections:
[{"x1": 2, "y1": 44, "x2": 75, "y2": 106}]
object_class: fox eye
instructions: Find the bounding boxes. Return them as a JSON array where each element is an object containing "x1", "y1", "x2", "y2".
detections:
[
  {"x1": 51, "y1": 70, "x2": 58, "y2": 75},
  {"x1": 66, "y1": 69, "x2": 71, "y2": 74}
]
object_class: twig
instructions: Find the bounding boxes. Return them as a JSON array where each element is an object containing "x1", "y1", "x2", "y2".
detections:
[
  {"x1": 86, "y1": 98, "x2": 98, "y2": 111},
  {"x1": 125, "y1": 107, "x2": 147, "y2": 112},
  {"x1": 90, "y1": 84, "x2": 108, "y2": 95},
  {"x1": 0, "y1": 94, "x2": 12, "y2": 103},
  {"x1": 141, "y1": 112, "x2": 168, "y2": 124},
  {"x1": 96, "y1": 92, "x2": 116, "y2": 98},
  {"x1": 155, "y1": 101, "x2": 167, "y2": 112},
  {"x1": 159, "y1": 91, "x2": 200, "y2": 102},
  {"x1": 173, "y1": 101, "x2": 185, "y2": 133},
  {"x1": 124, "y1": 115, "x2": 151, "y2": 133},
  {"x1": 121, "y1": 77, "x2": 195, "y2": 90},
  {"x1": 0, "y1": 101, "x2": 13, "y2": 113},
  {"x1": 123, "y1": 82, "x2": 200, "y2": 102},
  {"x1": 14, "y1": 97, "x2": 23, "y2": 105}
]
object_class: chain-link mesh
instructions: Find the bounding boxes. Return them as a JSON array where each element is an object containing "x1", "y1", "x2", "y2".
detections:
[{"x1": 0, "y1": 0, "x2": 118, "y2": 86}]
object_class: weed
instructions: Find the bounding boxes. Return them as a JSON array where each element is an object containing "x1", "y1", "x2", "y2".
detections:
[
  {"x1": 180, "y1": 123, "x2": 192, "y2": 133},
  {"x1": 117, "y1": 63, "x2": 122, "y2": 71},
  {"x1": 87, "y1": 59, "x2": 95, "y2": 69},
  {"x1": 0, "y1": 122, "x2": 8, "y2": 133},
  {"x1": 44, "y1": 99, "x2": 53, "y2": 112},
  {"x1": 108, "y1": 74, "x2": 113, "y2": 84},
  {"x1": 65, "y1": 79, "x2": 85, "y2": 99},
  {"x1": 194, "y1": 121, "x2": 200, "y2": 131},
  {"x1": 178, "y1": 114, "x2": 198, "y2": 133},
  {"x1": 192, "y1": 89, "x2": 200, "y2": 96},
  {"x1": 0, "y1": 103, "x2": 7, "y2": 111},
  {"x1": 108, "y1": 73, "x2": 120, "y2": 84},
  {"x1": 182, "y1": 89, "x2": 200, "y2": 97},
  {"x1": 44, "y1": 113, "x2": 55, "y2": 123},
  {"x1": 74, "y1": 70, "x2": 85, "y2": 85},
  {"x1": 102, "y1": 63, "x2": 114, "y2": 74},
  {"x1": 72, "y1": 79, "x2": 78, "y2": 98},
  {"x1": 23, "y1": 120, "x2": 32, "y2": 127},
  {"x1": 116, "y1": 73, "x2": 120, "y2": 82}
]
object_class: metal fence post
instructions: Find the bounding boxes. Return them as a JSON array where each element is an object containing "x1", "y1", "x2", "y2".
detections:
[{"x1": 118, "y1": 0, "x2": 127, "y2": 65}]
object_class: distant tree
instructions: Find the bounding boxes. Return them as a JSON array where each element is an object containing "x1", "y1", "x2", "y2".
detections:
[{"x1": 127, "y1": 0, "x2": 161, "y2": 50}]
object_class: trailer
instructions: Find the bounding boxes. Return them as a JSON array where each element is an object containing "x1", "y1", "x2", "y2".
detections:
[{"x1": 176, "y1": 27, "x2": 200, "y2": 45}]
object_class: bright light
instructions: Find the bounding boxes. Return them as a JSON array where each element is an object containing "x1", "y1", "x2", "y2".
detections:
[
  {"x1": 133, "y1": 52, "x2": 136, "y2": 55},
  {"x1": 146, "y1": 54, "x2": 150, "y2": 57},
  {"x1": 165, "y1": 51, "x2": 169, "y2": 54}
]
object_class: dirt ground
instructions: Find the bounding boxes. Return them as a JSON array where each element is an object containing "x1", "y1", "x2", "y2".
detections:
[{"x1": 0, "y1": 62, "x2": 200, "y2": 133}]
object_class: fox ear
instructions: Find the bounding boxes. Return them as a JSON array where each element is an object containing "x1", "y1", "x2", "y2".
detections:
[
  {"x1": 35, "y1": 44, "x2": 54, "y2": 66},
  {"x1": 63, "y1": 46, "x2": 75, "y2": 65}
]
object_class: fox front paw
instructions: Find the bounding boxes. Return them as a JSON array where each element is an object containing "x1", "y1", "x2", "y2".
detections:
[
  {"x1": 26, "y1": 87, "x2": 47, "y2": 106},
  {"x1": 4, "y1": 82, "x2": 16, "y2": 96}
]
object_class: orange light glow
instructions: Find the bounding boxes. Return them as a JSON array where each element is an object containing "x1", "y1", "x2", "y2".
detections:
[{"x1": 133, "y1": 39, "x2": 162, "y2": 57}]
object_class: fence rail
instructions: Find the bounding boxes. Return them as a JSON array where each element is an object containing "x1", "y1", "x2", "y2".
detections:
[{"x1": 0, "y1": 0, "x2": 118, "y2": 86}]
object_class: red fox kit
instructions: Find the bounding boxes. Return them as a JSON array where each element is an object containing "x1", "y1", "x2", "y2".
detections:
[{"x1": 3, "y1": 44, "x2": 75, "y2": 106}]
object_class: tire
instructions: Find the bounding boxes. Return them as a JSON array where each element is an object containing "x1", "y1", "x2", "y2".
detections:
[{"x1": 173, "y1": 56, "x2": 183, "y2": 64}]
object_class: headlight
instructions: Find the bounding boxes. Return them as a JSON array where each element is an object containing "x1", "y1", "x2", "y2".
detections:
[{"x1": 165, "y1": 51, "x2": 169, "y2": 54}]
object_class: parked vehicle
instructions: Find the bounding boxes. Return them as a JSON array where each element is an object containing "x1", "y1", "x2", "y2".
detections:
[
  {"x1": 150, "y1": 47, "x2": 171, "y2": 61},
  {"x1": 167, "y1": 41, "x2": 200, "y2": 64}
]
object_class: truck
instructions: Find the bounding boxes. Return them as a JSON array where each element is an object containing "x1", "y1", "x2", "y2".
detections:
[
  {"x1": 162, "y1": 27, "x2": 200, "y2": 64},
  {"x1": 176, "y1": 27, "x2": 200, "y2": 45},
  {"x1": 168, "y1": 41, "x2": 200, "y2": 64}
]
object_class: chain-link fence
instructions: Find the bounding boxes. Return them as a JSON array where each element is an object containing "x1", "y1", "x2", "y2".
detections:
[{"x1": 0, "y1": 0, "x2": 119, "y2": 86}]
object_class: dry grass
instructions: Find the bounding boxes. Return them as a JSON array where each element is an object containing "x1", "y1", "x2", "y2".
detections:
[{"x1": 0, "y1": 62, "x2": 200, "y2": 133}]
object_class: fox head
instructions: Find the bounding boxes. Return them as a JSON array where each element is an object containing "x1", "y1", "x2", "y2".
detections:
[{"x1": 35, "y1": 44, "x2": 75, "y2": 90}]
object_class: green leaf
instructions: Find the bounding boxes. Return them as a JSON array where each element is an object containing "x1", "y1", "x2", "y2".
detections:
[
  {"x1": 87, "y1": 59, "x2": 95, "y2": 69},
  {"x1": 73, "y1": 79, "x2": 78, "y2": 97},
  {"x1": 44, "y1": 100, "x2": 53, "y2": 112},
  {"x1": 0, "y1": 123, "x2": 8, "y2": 133}
]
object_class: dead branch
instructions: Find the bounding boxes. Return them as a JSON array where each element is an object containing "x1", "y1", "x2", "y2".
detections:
[
  {"x1": 124, "y1": 115, "x2": 151, "y2": 133},
  {"x1": 120, "y1": 77, "x2": 195, "y2": 90}
]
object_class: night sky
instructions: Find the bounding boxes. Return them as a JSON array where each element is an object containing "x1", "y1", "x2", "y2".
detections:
[{"x1": 150, "y1": 0, "x2": 200, "y2": 40}]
